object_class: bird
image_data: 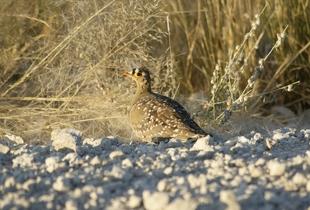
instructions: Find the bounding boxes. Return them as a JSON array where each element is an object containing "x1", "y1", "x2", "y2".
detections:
[{"x1": 123, "y1": 66, "x2": 210, "y2": 142}]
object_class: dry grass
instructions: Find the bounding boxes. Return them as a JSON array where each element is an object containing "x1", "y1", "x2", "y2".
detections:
[
  {"x1": 165, "y1": 0, "x2": 310, "y2": 123},
  {"x1": 0, "y1": 0, "x2": 309, "y2": 142}
]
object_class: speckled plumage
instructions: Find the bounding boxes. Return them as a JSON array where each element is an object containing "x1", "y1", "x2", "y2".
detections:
[{"x1": 124, "y1": 67, "x2": 209, "y2": 141}]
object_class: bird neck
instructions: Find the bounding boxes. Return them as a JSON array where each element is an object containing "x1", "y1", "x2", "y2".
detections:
[{"x1": 134, "y1": 81, "x2": 152, "y2": 100}]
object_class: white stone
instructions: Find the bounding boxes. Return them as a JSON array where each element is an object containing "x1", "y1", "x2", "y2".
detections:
[
  {"x1": 4, "y1": 177, "x2": 15, "y2": 188},
  {"x1": 157, "y1": 180, "x2": 167, "y2": 191},
  {"x1": 267, "y1": 160, "x2": 286, "y2": 176},
  {"x1": 248, "y1": 164, "x2": 263, "y2": 178},
  {"x1": 53, "y1": 177, "x2": 70, "y2": 192},
  {"x1": 13, "y1": 153, "x2": 33, "y2": 168},
  {"x1": 65, "y1": 200, "x2": 78, "y2": 210},
  {"x1": 237, "y1": 136, "x2": 250, "y2": 144},
  {"x1": 45, "y1": 156, "x2": 60, "y2": 173},
  {"x1": 220, "y1": 190, "x2": 241, "y2": 210},
  {"x1": 272, "y1": 132, "x2": 289, "y2": 141},
  {"x1": 63, "y1": 153, "x2": 78, "y2": 163},
  {"x1": 143, "y1": 191, "x2": 169, "y2": 210},
  {"x1": 122, "y1": 158, "x2": 133, "y2": 168},
  {"x1": 306, "y1": 181, "x2": 310, "y2": 192},
  {"x1": 166, "y1": 198, "x2": 198, "y2": 210},
  {"x1": 191, "y1": 136, "x2": 213, "y2": 151},
  {"x1": 5, "y1": 134, "x2": 24, "y2": 144},
  {"x1": 127, "y1": 195, "x2": 142, "y2": 208},
  {"x1": 187, "y1": 174, "x2": 206, "y2": 189},
  {"x1": 51, "y1": 128, "x2": 81, "y2": 152},
  {"x1": 163, "y1": 167, "x2": 173, "y2": 175},
  {"x1": 292, "y1": 173, "x2": 307, "y2": 185},
  {"x1": 90, "y1": 156, "x2": 101, "y2": 165},
  {"x1": 0, "y1": 143, "x2": 10, "y2": 154},
  {"x1": 109, "y1": 150, "x2": 124, "y2": 159},
  {"x1": 83, "y1": 138, "x2": 102, "y2": 147}
]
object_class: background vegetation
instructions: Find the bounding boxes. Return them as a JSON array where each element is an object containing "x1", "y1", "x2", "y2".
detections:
[{"x1": 0, "y1": 0, "x2": 309, "y2": 142}]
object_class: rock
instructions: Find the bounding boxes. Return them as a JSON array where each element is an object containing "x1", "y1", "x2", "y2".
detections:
[
  {"x1": 122, "y1": 158, "x2": 133, "y2": 168},
  {"x1": 83, "y1": 138, "x2": 102, "y2": 147},
  {"x1": 4, "y1": 177, "x2": 15, "y2": 188},
  {"x1": 272, "y1": 133, "x2": 289, "y2": 141},
  {"x1": 90, "y1": 156, "x2": 101, "y2": 165},
  {"x1": 53, "y1": 177, "x2": 71, "y2": 192},
  {"x1": 63, "y1": 152, "x2": 78, "y2": 164},
  {"x1": 306, "y1": 181, "x2": 310, "y2": 192},
  {"x1": 127, "y1": 195, "x2": 142, "y2": 208},
  {"x1": 166, "y1": 198, "x2": 198, "y2": 210},
  {"x1": 191, "y1": 136, "x2": 213, "y2": 151},
  {"x1": 292, "y1": 173, "x2": 307, "y2": 185},
  {"x1": 65, "y1": 199, "x2": 78, "y2": 210},
  {"x1": 109, "y1": 150, "x2": 124, "y2": 159},
  {"x1": 45, "y1": 156, "x2": 60, "y2": 173},
  {"x1": 109, "y1": 165, "x2": 126, "y2": 179},
  {"x1": 248, "y1": 164, "x2": 263, "y2": 178},
  {"x1": 220, "y1": 190, "x2": 241, "y2": 210},
  {"x1": 300, "y1": 129, "x2": 310, "y2": 140},
  {"x1": 157, "y1": 179, "x2": 167, "y2": 191},
  {"x1": 13, "y1": 153, "x2": 33, "y2": 168},
  {"x1": 0, "y1": 143, "x2": 10, "y2": 154},
  {"x1": 163, "y1": 167, "x2": 173, "y2": 175},
  {"x1": 252, "y1": 132, "x2": 263, "y2": 142},
  {"x1": 187, "y1": 174, "x2": 207, "y2": 189},
  {"x1": 4, "y1": 134, "x2": 24, "y2": 145},
  {"x1": 267, "y1": 160, "x2": 286, "y2": 176},
  {"x1": 143, "y1": 191, "x2": 169, "y2": 210},
  {"x1": 51, "y1": 128, "x2": 82, "y2": 152}
]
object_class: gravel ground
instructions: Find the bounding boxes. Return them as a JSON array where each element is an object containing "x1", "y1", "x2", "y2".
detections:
[{"x1": 1, "y1": 127, "x2": 310, "y2": 210}]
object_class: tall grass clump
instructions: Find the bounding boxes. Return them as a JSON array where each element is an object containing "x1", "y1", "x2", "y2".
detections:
[{"x1": 164, "y1": 0, "x2": 310, "y2": 124}]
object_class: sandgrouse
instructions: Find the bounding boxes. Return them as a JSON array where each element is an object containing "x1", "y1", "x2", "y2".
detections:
[{"x1": 123, "y1": 67, "x2": 210, "y2": 141}]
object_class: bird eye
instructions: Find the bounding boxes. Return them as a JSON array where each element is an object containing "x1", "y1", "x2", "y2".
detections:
[{"x1": 137, "y1": 72, "x2": 142, "y2": 76}]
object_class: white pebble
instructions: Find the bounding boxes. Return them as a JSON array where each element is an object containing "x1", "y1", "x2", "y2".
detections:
[
  {"x1": 292, "y1": 173, "x2": 307, "y2": 185},
  {"x1": 220, "y1": 190, "x2": 241, "y2": 210},
  {"x1": 53, "y1": 177, "x2": 70, "y2": 192},
  {"x1": 248, "y1": 164, "x2": 263, "y2": 178},
  {"x1": 267, "y1": 160, "x2": 286, "y2": 176},
  {"x1": 51, "y1": 128, "x2": 81, "y2": 152},
  {"x1": 63, "y1": 153, "x2": 78, "y2": 163},
  {"x1": 143, "y1": 191, "x2": 169, "y2": 210},
  {"x1": 65, "y1": 200, "x2": 78, "y2": 210},
  {"x1": 5, "y1": 134, "x2": 24, "y2": 145},
  {"x1": 83, "y1": 138, "x2": 102, "y2": 147},
  {"x1": 109, "y1": 150, "x2": 124, "y2": 159},
  {"x1": 90, "y1": 156, "x2": 101, "y2": 165},
  {"x1": 4, "y1": 177, "x2": 15, "y2": 188},
  {"x1": 0, "y1": 143, "x2": 10, "y2": 154},
  {"x1": 306, "y1": 181, "x2": 310, "y2": 192},
  {"x1": 157, "y1": 180, "x2": 167, "y2": 191},
  {"x1": 163, "y1": 167, "x2": 173, "y2": 175},
  {"x1": 191, "y1": 136, "x2": 213, "y2": 151},
  {"x1": 13, "y1": 153, "x2": 33, "y2": 168},
  {"x1": 166, "y1": 198, "x2": 198, "y2": 210},
  {"x1": 272, "y1": 132, "x2": 289, "y2": 141},
  {"x1": 127, "y1": 195, "x2": 142, "y2": 208},
  {"x1": 122, "y1": 158, "x2": 133, "y2": 168},
  {"x1": 45, "y1": 156, "x2": 60, "y2": 173}
]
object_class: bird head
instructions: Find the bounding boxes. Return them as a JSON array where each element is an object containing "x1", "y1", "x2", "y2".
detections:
[{"x1": 123, "y1": 67, "x2": 152, "y2": 92}]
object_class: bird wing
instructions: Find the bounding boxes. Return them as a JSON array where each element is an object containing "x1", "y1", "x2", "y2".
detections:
[{"x1": 151, "y1": 93, "x2": 207, "y2": 135}]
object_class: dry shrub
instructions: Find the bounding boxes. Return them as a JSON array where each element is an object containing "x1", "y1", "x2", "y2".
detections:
[{"x1": 0, "y1": 0, "x2": 173, "y2": 141}]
